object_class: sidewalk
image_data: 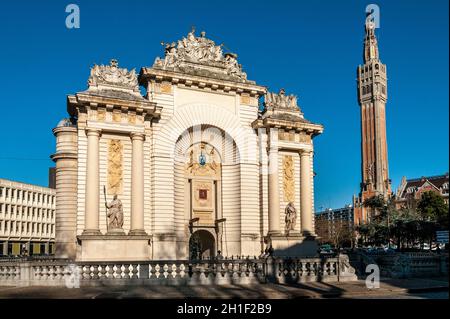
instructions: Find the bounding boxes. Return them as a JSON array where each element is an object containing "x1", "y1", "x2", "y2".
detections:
[{"x1": 0, "y1": 277, "x2": 447, "y2": 299}]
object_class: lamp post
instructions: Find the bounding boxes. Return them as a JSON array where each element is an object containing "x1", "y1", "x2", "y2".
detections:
[{"x1": 215, "y1": 218, "x2": 227, "y2": 257}]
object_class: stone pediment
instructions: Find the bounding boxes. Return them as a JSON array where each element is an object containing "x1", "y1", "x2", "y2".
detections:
[{"x1": 152, "y1": 28, "x2": 252, "y2": 84}]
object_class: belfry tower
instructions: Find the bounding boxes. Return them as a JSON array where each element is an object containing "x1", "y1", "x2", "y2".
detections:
[{"x1": 354, "y1": 15, "x2": 392, "y2": 225}]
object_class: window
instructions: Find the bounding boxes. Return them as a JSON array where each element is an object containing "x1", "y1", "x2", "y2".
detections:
[
  {"x1": 5, "y1": 188, "x2": 9, "y2": 198},
  {"x1": 0, "y1": 187, "x2": 3, "y2": 197}
]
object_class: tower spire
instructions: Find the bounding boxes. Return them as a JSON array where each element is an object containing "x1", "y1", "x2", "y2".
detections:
[
  {"x1": 363, "y1": 15, "x2": 379, "y2": 62},
  {"x1": 354, "y1": 12, "x2": 391, "y2": 225}
]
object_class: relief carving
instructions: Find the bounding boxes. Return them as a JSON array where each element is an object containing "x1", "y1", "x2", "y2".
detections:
[
  {"x1": 160, "y1": 82, "x2": 172, "y2": 94},
  {"x1": 128, "y1": 113, "x2": 136, "y2": 124},
  {"x1": 283, "y1": 155, "x2": 295, "y2": 202},
  {"x1": 97, "y1": 109, "x2": 106, "y2": 122},
  {"x1": 108, "y1": 139, "x2": 123, "y2": 195},
  {"x1": 112, "y1": 112, "x2": 122, "y2": 123},
  {"x1": 299, "y1": 133, "x2": 311, "y2": 143}
]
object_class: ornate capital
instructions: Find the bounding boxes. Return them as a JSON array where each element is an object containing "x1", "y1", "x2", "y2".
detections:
[
  {"x1": 300, "y1": 149, "x2": 313, "y2": 156},
  {"x1": 85, "y1": 128, "x2": 101, "y2": 137},
  {"x1": 130, "y1": 132, "x2": 145, "y2": 141}
]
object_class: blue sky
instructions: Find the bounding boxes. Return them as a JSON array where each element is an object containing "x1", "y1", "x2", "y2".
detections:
[{"x1": 0, "y1": 0, "x2": 448, "y2": 210}]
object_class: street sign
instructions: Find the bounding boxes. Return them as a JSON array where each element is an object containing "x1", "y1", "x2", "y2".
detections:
[{"x1": 436, "y1": 230, "x2": 449, "y2": 244}]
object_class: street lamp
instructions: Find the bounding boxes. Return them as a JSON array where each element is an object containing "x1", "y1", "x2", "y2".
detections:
[{"x1": 188, "y1": 217, "x2": 200, "y2": 234}]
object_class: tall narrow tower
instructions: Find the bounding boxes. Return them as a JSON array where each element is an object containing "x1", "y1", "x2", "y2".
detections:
[{"x1": 354, "y1": 15, "x2": 391, "y2": 225}]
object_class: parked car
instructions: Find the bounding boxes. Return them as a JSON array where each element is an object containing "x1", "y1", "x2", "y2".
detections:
[{"x1": 319, "y1": 244, "x2": 334, "y2": 255}]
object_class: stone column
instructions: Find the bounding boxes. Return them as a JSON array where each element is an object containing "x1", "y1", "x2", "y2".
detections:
[
  {"x1": 300, "y1": 149, "x2": 314, "y2": 236},
  {"x1": 83, "y1": 128, "x2": 101, "y2": 235},
  {"x1": 51, "y1": 125, "x2": 78, "y2": 259},
  {"x1": 268, "y1": 144, "x2": 280, "y2": 235},
  {"x1": 2, "y1": 241, "x2": 8, "y2": 256},
  {"x1": 129, "y1": 133, "x2": 147, "y2": 235}
]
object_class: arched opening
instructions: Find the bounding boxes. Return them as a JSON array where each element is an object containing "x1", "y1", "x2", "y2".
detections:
[
  {"x1": 173, "y1": 124, "x2": 242, "y2": 258},
  {"x1": 189, "y1": 230, "x2": 215, "y2": 260}
]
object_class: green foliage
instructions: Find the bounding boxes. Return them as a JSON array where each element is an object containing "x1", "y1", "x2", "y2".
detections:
[
  {"x1": 417, "y1": 191, "x2": 449, "y2": 228},
  {"x1": 363, "y1": 195, "x2": 385, "y2": 209},
  {"x1": 357, "y1": 193, "x2": 447, "y2": 250}
]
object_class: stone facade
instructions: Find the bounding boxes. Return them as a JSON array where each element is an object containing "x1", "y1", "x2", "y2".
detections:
[
  {"x1": 52, "y1": 30, "x2": 323, "y2": 261},
  {"x1": 0, "y1": 179, "x2": 56, "y2": 256}
]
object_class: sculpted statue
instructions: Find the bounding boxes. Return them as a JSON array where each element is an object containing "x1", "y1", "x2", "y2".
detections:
[
  {"x1": 153, "y1": 29, "x2": 247, "y2": 80},
  {"x1": 366, "y1": 162, "x2": 375, "y2": 183},
  {"x1": 105, "y1": 195, "x2": 124, "y2": 230},
  {"x1": 265, "y1": 88, "x2": 300, "y2": 111},
  {"x1": 284, "y1": 202, "x2": 297, "y2": 235},
  {"x1": 88, "y1": 59, "x2": 139, "y2": 91}
]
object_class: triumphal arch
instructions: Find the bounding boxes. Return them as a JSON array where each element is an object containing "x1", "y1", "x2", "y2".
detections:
[{"x1": 52, "y1": 29, "x2": 323, "y2": 261}]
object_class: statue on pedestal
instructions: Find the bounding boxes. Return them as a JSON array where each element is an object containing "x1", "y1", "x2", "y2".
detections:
[
  {"x1": 105, "y1": 195, "x2": 124, "y2": 230},
  {"x1": 284, "y1": 202, "x2": 297, "y2": 235}
]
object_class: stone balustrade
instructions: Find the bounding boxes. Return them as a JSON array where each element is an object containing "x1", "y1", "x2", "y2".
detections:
[
  {"x1": 352, "y1": 250, "x2": 449, "y2": 279},
  {"x1": 0, "y1": 255, "x2": 357, "y2": 287}
]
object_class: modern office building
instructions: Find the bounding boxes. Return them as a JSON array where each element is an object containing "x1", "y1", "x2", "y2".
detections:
[{"x1": 0, "y1": 178, "x2": 56, "y2": 256}]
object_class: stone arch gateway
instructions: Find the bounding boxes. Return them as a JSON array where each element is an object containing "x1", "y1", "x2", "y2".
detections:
[{"x1": 52, "y1": 29, "x2": 323, "y2": 261}]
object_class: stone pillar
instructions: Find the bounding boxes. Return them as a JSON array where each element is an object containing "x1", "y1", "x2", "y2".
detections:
[
  {"x1": 129, "y1": 133, "x2": 146, "y2": 235},
  {"x1": 2, "y1": 241, "x2": 8, "y2": 256},
  {"x1": 268, "y1": 144, "x2": 280, "y2": 235},
  {"x1": 44, "y1": 242, "x2": 50, "y2": 255},
  {"x1": 51, "y1": 125, "x2": 78, "y2": 259},
  {"x1": 300, "y1": 149, "x2": 314, "y2": 236},
  {"x1": 83, "y1": 128, "x2": 101, "y2": 235}
]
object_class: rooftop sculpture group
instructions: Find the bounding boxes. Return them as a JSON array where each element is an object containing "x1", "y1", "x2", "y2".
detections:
[{"x1": 153, "y1": 27, "x2": 247, "y2": 81}]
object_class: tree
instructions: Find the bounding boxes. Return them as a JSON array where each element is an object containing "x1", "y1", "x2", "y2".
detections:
[
  {"x1": 363, "y1": 195, "x2": 387, "y2": 223},
  {"x1": 417, "y1": 191, "x2": 449, "y2": 229}
]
